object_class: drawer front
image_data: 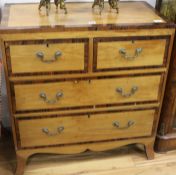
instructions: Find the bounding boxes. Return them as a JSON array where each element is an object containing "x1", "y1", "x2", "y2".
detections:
[
  {"x1": 14, "y1": 75, "x2": 161, "y2": 112},
  {"x1": 18, "y1": 110, "x2": 155, "y2": 148},
  {"x1": 94, "y1": 36, "x2": 169, "y2": 71},
  {"x1": 6, "y1": 38, "x2": 88, "y2": 75}
]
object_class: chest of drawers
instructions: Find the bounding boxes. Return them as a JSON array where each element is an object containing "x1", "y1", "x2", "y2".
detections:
[{"x1": 0, "y1": 2, "x2": 175, "y2": 175}]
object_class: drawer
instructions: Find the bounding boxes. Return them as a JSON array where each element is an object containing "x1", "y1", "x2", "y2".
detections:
[
  {"x1": 14, "y1": 75, "x2": 162, "y2": 112},
  {"x1": 94, "y1": 36, "x2": 169, "y2": 71},
  {"x1": 6, "y1": 38, "x2": 88, "y2": 75},
  {"x1": 17, "y1": 109, "x2": 155, "y2": 148}
]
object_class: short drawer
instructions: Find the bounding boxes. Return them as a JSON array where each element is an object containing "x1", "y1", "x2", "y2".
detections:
[
  {"x1": 17, "y1": 109, "x2": 155, "y2": 148},
  {"x1": 14, "y1": 75, "x2": 162, "y2": 112},
  {"x1": 94, "y1": 36, "x2": 169, "y2": 71},
  {"x1": 6, "y1": 38, "x2": 88, "y2": 75}
]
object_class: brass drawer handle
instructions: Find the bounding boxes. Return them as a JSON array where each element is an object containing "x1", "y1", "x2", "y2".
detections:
[
  {"x1": 113, "y1": 120, "x2": 134, "y2": 129},
  {"x1": 36, "y1": 51, "x2": 62, "y2": 63},
  {"x1": 39, "y1": 91, "x2": 63, "y2": 104},
  {"x1": 42, "y1": 126, "x2": 64, "y2": 136},
  {"x1": 116, "y1": 86, "x2": 138, "y2": 97},
  {"x1": 119, "y1": 48, "x2": 142, "y2": 60}
]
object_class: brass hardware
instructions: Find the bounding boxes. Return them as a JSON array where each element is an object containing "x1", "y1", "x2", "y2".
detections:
[
  {"x1": 119, "y1": 48, "x2": 143, "y2": 60},
  {"x1": 88, "y1": 80, "x2": 92, "y2": 84},
  {"x1": 38, "y1": 0, "x2": 67, "y2": 16},
  {"x1": 42, "y1": 126, "x2": 64, "y2": 136},
  {"x1": 36, "y1": 51, "x2": 62, "y2": 63},
  {"x1": 92, "y1": 0, "x2": 119, "y2": 15},
  {"x1": 113, "y1": 120, "x2": 134, "y2": 129},
  {"x1": 39, "y1": 91, "x2": 63, "y2": 104},
  {"x1": 116, "y1": 86, "x2": 138, "y2": 97},
  {"x1": 55, "y1": 51, "x2": 62, "y2": 58}
]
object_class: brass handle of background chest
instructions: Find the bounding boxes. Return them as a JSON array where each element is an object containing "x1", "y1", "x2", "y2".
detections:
[
  {"x1": 119, "y1": 48, "x2": 142, "y2": 60},
  {"x1": 36, "y1": 51, "x2": 62, "y2": 63},
  {"x1": 113, "y1": 120, "x2": 134, "y2": 129},
  {"x1": 39, "y1": 91, "x2": 63, "y2": 104},
  {"x1": 116, "y1": 86, "x2": 138, "y2": 97},
  {"x1": 42, "y1": 126, "x2": 64, "y2": 136}
]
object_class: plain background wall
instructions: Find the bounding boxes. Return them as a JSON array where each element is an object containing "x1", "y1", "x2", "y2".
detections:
[{"x1": 0, "y1": 0, "x2": 156, "y2": 8}]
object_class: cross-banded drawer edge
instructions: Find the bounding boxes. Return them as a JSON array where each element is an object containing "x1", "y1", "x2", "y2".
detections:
[
  {"x1": 93, "y1": 35, "x2": 170, "y2": 72},
  {"x1": 5, "y1": 38, "x2": 89, "y2": 76},
  {"x1": 16, "y1": 108, "x2": 157, "y2": 149}
]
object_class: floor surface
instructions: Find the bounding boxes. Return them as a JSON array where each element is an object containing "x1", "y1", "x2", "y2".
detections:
[{"x1": 1, "y1": 136, "x2": 176, "y2": 175}]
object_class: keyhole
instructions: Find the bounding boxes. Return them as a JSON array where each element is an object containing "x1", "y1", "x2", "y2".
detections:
[{"x1": 88, "y1": 80, "x2": 91, "y2": 84}]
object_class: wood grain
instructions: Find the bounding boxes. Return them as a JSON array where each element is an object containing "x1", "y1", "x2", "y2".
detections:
[
  {"x1": 96, "y1": 39, "x2": 166, "y2": 70},
  {"x1": 2, "y1": 137, "x2": 176, "y2": 175},
  {"x1": 14, "y1": 102, "x2": 160, "y2": 118},
  {"x1": 9, "y1": 68, "x2": 167, "y2": 82},
  {"x1": 8, "y1": 40, "x2": 87, "y2": 74},
  {"x1": 14, "y1": 75, "x2": 161, "y2": 112},
  {"x1": 1, "y1": 29, "x2": 175, "y2": 41},
  {"x1": 17, "y1": 110, "x2": 155, "y2": 148},
  {"x1": 0, "y1": 2, "x2": 175, "y2": 175},
  {"x1": 2, "y1": 2, "x2": 166, "y2": 29},
  {"x1": 155, "y1": 133, "x2": 176, "y2": 152},
  {"x1": 155, "y1": 35, "x2": 176, "y2": 152}
]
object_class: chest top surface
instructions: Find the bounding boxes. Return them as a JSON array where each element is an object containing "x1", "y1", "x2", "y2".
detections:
[{"x1": 0, "y1": 1, "x2": 174, "y2": 32}]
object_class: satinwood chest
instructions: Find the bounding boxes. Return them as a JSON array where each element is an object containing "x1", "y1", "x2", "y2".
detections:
[{"x1": 0, "y1": 2, "x2": 175, "y2": 175}]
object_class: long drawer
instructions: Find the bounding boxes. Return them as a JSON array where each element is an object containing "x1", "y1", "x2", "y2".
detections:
[
  {"x1": 17, "y1": 109, "x2": 155, "y2": 148},
  {"x1": 94, "y1": 36, "x2": 168, "y2": 71},
  {"x1": 14, "y1": 75, "x2": 162, "y2": 112},
  {"x1": 6, "y1": 38, "x2": 88, "y2": 75}
]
